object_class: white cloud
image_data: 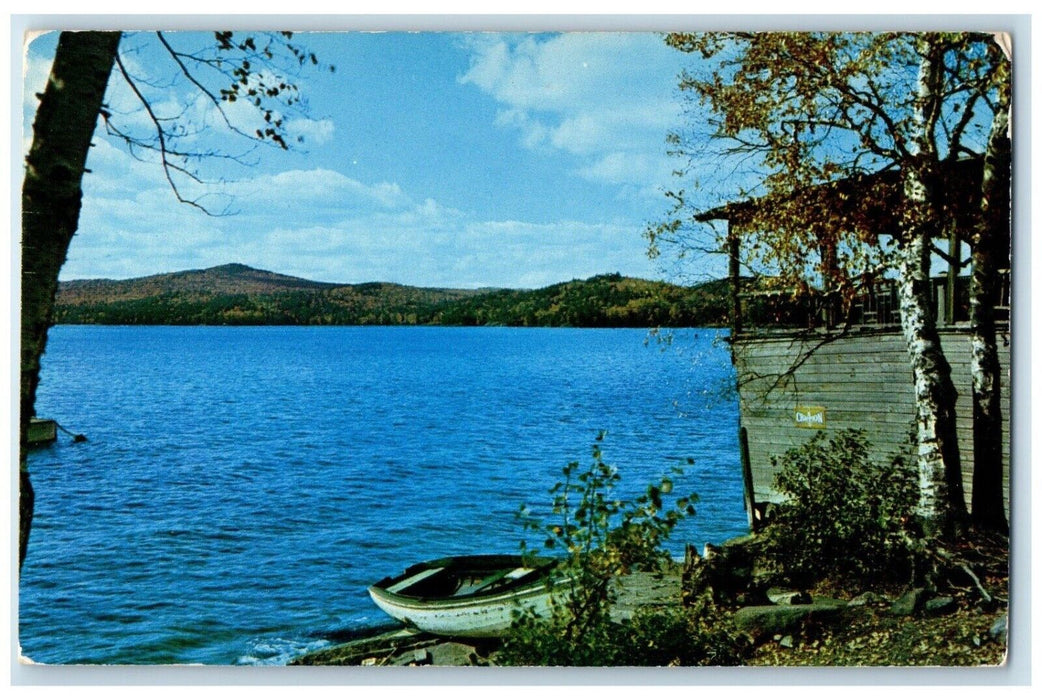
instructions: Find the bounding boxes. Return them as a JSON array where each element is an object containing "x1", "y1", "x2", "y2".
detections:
[
  {"x1": 40, "y1": 33, "x2": 679, "y2": 290},
  {"x1": 493, "y1": 108, "x2": 550, "y2": 151},
  {"x1": 62, "y1": 141, "x2": 659, "y2": 289},
  {"x1": 234, "y1": 169, "x2": 408, "y2": 210},
  {"x1": 21, "y1": 43, "x2": 59, "y2": 154},
  {"x1": 25, "y1": 33, "x2": 337, "y2": 182},
  {"x1": 286, "y1": 117, "x2": 335, "y2": 147},
  {"x1": 21, "y1": 47, "x2": 52, "y2": 109},
  {"x1": 576, "y1": 151, "x2": 671, "y2": 187},
  {"x1": 459, "y1": 33, "x2": 685, "y2": 197},
  {"x1": 461, "y1": 33, "x2": 657, "y2": 112},
  {"x1": 62, "y1": 138, "x2": 420, "y2": 281}
]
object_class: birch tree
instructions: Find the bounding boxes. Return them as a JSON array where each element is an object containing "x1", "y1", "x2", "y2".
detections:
[
  {"x1": 20, "y1": 30, "x2": 327, "y2": 567},
  {"x1": 898, "y1": 35, "x2": 966, "y2": 537},
  {"x1": 968, "y1": 37, "x2": 1011, "y2": 534},
  {"x1": 657, "y1": 31, "x2": 1009, "y2": 539}
]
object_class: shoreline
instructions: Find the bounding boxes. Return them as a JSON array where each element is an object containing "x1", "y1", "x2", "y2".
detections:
[{"x1": 292, "y1": 536, "x2": 1009, "y2": 668}]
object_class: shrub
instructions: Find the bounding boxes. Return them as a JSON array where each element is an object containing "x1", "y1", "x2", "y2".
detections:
[
  {"x1": 763, "y1": 428, "x2": 918, "y2": 587},
  {"x1": 500, "y1": 432, "x2": 703, "y2": 666},
  {"x1": 499, "y1": 596, "x2": 750, "y2": 667},
  {"x1": 615, "y1": 600, "x2": 751, "y2": 666}
]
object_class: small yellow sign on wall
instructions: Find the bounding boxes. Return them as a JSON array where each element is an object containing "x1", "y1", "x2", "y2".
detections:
[{"x1": 794, "y1": 405, "x2": 826, "y2": 428}]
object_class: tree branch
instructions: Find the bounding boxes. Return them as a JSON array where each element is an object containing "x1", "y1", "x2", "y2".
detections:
[{"x1": 113, "y1": 51, "x2": 226, "y2": 215}]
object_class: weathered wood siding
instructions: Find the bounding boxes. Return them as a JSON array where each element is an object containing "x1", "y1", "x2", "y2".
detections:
[{"x1": 733, "y1": 326, "x2": 1011, "y2": 515}]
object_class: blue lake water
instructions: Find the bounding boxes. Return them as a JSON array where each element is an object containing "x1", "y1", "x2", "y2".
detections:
[{"x1": 19, "y1": 326, "x2": 747, "y2": 665}]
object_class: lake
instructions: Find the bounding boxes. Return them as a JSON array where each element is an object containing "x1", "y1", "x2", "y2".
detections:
[{"x1": 19, "y1": 326, "x2": 747, "y2": 665}]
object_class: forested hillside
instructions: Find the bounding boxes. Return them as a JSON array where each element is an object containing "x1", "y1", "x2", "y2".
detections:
[{"x1": 53, "y1": 265, "x2": 733, "y2": 327}]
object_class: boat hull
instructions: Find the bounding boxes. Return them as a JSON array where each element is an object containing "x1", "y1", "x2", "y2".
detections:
[
  {"x1": 28, "y1": 418, "x2": 57, "y2": 447},
  {"x1": 367, "y1": 555, "x2": 568, "y2": 638}
]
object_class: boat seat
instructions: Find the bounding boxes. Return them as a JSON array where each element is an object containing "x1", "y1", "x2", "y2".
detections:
[
  {"x1": 462, "y1": 567, "x2": 534, "y2": 595},
  {"x1": 386, "y1": 567, "x2": 446, "y2": 594}
]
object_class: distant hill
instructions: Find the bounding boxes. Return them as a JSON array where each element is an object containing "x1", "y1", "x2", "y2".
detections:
[
  {"x1": 425, "y1": 274, "x2": 732, "y2": 328},
  {"x1": 57, "y1": 263, "x2": 338, "y2": 304},
  {"x1": 53, "y1": 264, "x2": 733, "y2": 327}
]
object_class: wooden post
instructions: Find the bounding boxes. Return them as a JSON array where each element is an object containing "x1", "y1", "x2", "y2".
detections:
[
  {"x1": 945, "y1": 223, "x2": 959, "y2": 325},
  {"x1": 729, "y1": 224, "x2": 742, "y2": 337},
  {"x1": 822, "y1": 238, "x2": 839, "y2": 329},
  {"x1": 739, "y1": 426, "x2": 756, "y2": 531}
]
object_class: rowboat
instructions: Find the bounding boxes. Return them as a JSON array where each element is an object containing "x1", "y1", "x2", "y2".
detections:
[
  {"x1": 367, "y1": 555, "x2": 570, "y2": 638},
  {"x1": 28, "y1": 418, "x2": 58, "y2": 447}
]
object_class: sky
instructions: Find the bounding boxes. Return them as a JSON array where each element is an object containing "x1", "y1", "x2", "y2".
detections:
[{"x1": 21, "y1": 30, "x2": 725, "y2": 289}]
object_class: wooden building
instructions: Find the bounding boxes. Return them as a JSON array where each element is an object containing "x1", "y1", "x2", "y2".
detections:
[
  {"x1": 730, "y1": 322, "x2": 1010, "y2": 526},
  {"x1": 697, "y1": 159, "x2": 1012, "y2": 528}
]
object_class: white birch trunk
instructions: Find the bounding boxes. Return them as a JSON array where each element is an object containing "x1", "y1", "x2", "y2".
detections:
[
  {"x1": 895, "y1": 228, "x2": 967, "y2": 534},
  {"x1": 897, "y1": 36, "x2": 968, "y2": 538},
  {"x1": 968, "y1": 60, "x2": 1011, "y2": 533}
]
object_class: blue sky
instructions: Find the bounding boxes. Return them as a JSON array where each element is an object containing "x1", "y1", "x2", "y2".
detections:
[{"x1": 23, "y1": 30, "x2": 726, "y2": 288}]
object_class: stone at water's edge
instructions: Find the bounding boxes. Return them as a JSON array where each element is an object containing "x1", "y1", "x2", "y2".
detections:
[
  {"x1": 430, "y1": 641, "x2": 487, "y2": 667},
  {"x1": 290, "y1": 627, "x2": 436, "y2": 665},
  {"x1": 392, "y1": 648, "x2": 433, "y2": 666}
]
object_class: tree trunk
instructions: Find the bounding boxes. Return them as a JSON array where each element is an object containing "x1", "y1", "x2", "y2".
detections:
[
  {"x1": 895, "y1": 221, "x2": 968, "y2": 538},
  {"x1": 898, "y1": 36, "x2": 968, "y2": 540},
  {"x1": 968, "y1": 65, "x2": 1011, "y2": 534},
  {"x1": 20, "y1": 31, "x2": 120, "y2": 568}
]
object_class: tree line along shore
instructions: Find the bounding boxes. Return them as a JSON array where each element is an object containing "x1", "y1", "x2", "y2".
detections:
[{"x1": 54, "y1": 265, "x2": 744, "y2": 328}]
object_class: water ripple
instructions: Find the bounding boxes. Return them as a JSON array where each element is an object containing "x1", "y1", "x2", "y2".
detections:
[{"x1": 21, "y1": 326, "x2": 747, "y2": 665}]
